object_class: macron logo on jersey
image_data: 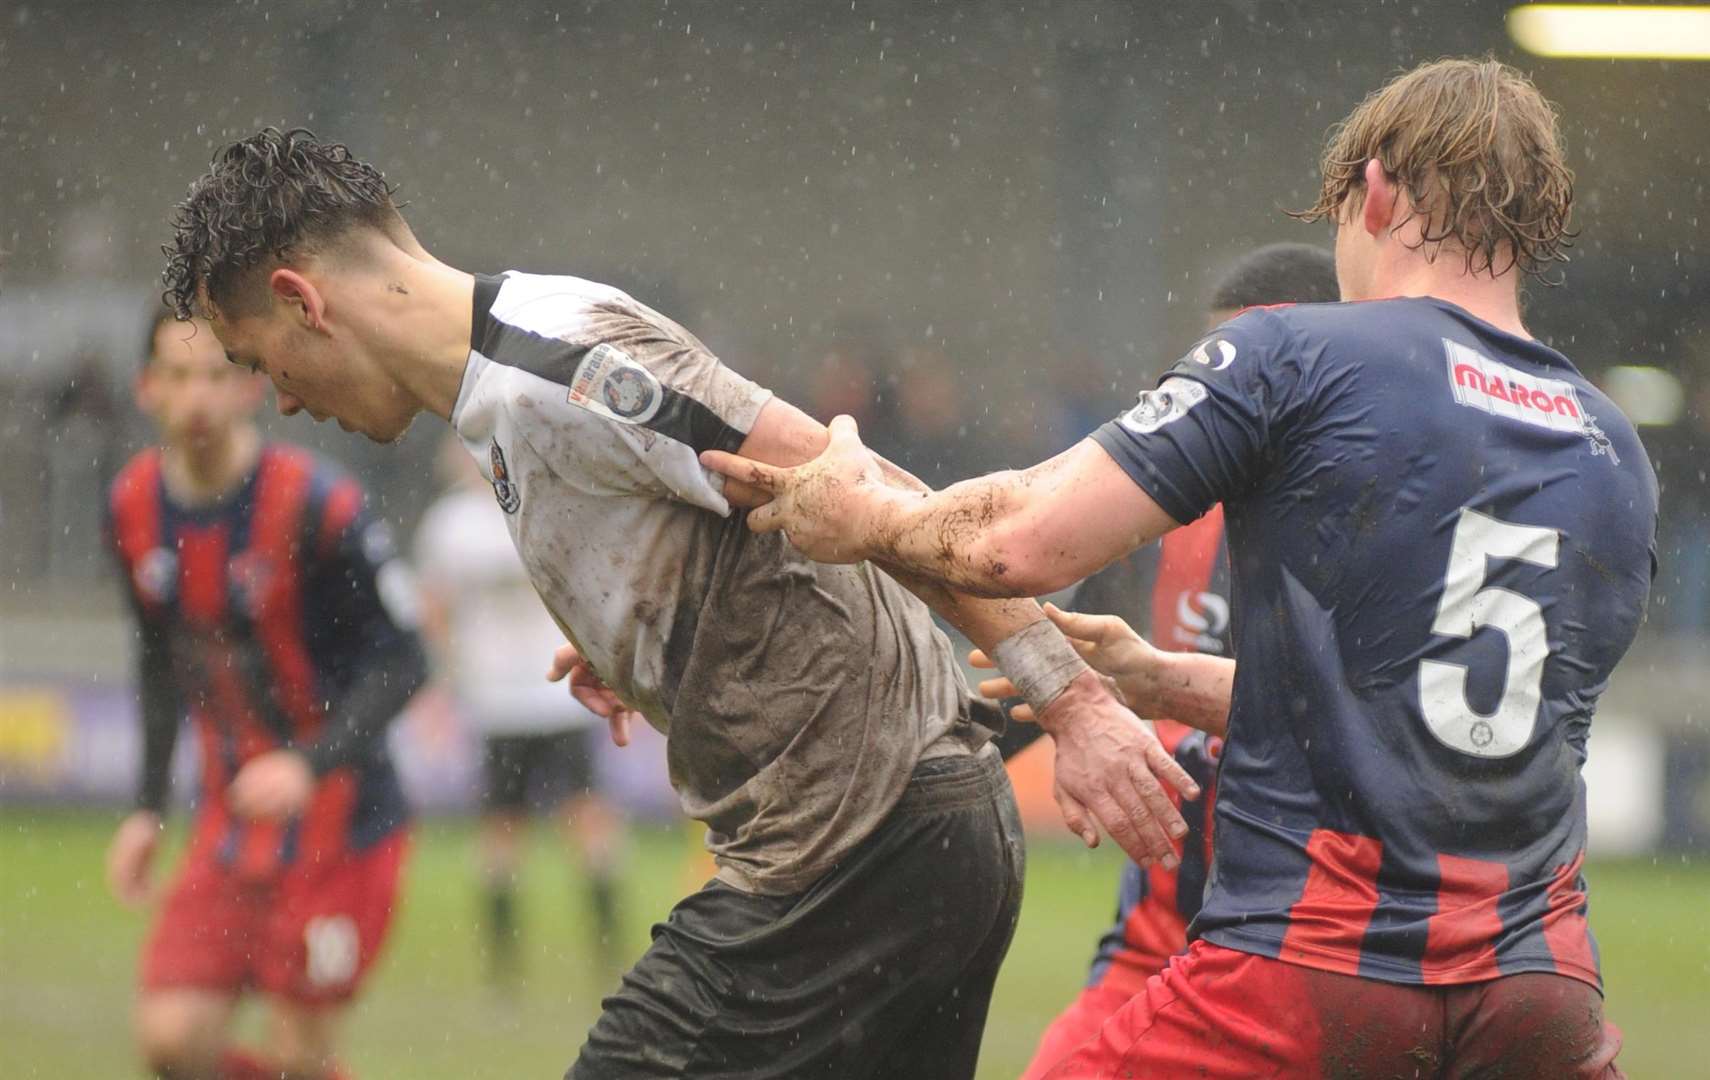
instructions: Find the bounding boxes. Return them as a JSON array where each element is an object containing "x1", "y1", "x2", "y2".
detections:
[{"x1": 1443, "y1": 340, "x2": 1585, "y2": 434}]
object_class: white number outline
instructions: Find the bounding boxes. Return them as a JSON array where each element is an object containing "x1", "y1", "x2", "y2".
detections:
[{"x1": 1418, "y1": 508, "x2": 1559, "y2": 758}]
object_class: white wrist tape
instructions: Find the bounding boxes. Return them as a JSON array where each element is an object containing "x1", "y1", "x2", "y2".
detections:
[{"x1": 990, "y1": 618, "x2": 1090, "y2": 714}]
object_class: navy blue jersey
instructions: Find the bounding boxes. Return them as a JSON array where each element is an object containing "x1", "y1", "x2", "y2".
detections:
[{"x1": 1091, "y1": 297, "x2": 1658, "y2": 988}]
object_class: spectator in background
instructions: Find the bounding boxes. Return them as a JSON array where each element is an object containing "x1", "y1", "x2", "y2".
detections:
[{"x1": 414, "y1": 435, "x2": 626, "y2": 989}]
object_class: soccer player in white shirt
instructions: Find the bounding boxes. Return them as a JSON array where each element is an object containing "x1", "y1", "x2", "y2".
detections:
[
  {"x1": 164, "y1": 127, "x2": 1197, "y2": 1079},
  {"x1": 415, "y1": 437, "x2": 627, "y2": 989}
]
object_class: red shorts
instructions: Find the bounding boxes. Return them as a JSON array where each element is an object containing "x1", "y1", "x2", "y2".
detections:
[
  {"x1": 141, "y1": 830, "x2": 409, "y2": 1007},
  {"x1": 1022, "y1": 982, "x2": 1137, "y2": 1080},
  {"x1": 1043, "y1": 941, "x2": 1625, "y2": 1079}
]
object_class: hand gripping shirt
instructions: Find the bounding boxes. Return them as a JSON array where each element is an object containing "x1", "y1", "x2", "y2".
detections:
[
  {"x1": 450, "y1": 272, "x2": 986, "y2": 894},
  {"x1": 1092, "y1": 298, "x2": 1658, "y2": 989}
]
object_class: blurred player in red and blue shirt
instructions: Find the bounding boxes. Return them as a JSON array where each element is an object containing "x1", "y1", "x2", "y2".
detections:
[
  {"x1": 104, "y1": 306, "x2": 428, "y2": 1080},
  {"x1": 706, "y1": 59, "x2": 1655, "y2": 1077},
  {"x1": 993, "y1": 243, "x2": 1340, "y2": 1079}
]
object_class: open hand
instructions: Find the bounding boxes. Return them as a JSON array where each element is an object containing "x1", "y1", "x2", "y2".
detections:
[
  {"x1": 105, "y1": 811, "x2": 163, "y2": 907},
  {"x1": 547, "y1": 641, "x2": 642, "y2": 747},
  {"x1": 699, "y1": 415, "x2": 891, "y2": 564},
  {"x1": 1035, "y1": 670, "x2": 1200, "y2": 867}
]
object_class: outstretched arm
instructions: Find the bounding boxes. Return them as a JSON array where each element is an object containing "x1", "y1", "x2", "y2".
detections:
[
  {"x1": 703, "y1": 414, "x2": 1179, "y2": 598},
  {"x1": 973, "y1": 604, "x2": 1234, "y2": 738},
  {"x1": 728, "y1": 398, "x2": 1200, "y2": 867}
]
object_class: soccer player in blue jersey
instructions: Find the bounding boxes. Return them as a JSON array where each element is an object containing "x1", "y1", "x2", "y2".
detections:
[
  {"x1": 105, "y1": 307, "x2": 428, "y2": 1080},
  {"x1": 704, "y1": 58, "x2": 1654, "y2": 1077}
]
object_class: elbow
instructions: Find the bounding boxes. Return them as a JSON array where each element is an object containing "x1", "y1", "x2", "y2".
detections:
[{"x1": 968, "y1": 515, "x2": 1084, "y2": 598}]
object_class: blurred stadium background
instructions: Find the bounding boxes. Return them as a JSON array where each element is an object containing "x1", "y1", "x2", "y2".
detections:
[{"x1": 2, "y1": 1, "x2": 1706, "y2": 1077}]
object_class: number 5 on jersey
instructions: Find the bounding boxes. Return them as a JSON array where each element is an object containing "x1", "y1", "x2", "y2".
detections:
[{"x1": 1419, "y1": 508, "x2": 1560, "y2": 759}]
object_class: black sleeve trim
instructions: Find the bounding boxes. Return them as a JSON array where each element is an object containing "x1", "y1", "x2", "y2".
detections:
[{"x1": 483, "y1": 317, "x2": 747, "y2": 455}]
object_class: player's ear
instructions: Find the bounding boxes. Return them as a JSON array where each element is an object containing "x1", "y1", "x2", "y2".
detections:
[
  {"x1": 268, "y1": 268, "x2": 327, "y2": 333},
  {"x1": 1360, "y1": 158, "x2": 1398, "y2": 239}
]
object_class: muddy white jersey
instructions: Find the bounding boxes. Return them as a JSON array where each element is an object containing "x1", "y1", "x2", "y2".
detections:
[{"x1": 451, "y1": 271, "x2": 986, "y2": 893}]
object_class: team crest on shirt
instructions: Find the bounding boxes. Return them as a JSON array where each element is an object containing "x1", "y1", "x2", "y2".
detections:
[
  {"x1": 1120, "y1": 376, "x2": 1208, "y2": 435},
  {"x1": 133, "y1": 547, "x2": 178, "y2": 604},
  {"x1": 566, "y1": 343, "x2": 664, "y2": 425},
  {"x1": 489, "y1": 439, "x2": 521, "y2": 514}
]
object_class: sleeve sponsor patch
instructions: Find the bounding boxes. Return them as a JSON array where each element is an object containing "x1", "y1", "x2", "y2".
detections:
[
  {"x1": 567, "y1": 343, "x2": 664, "y2": 425},
  {"x1": 1119, "y1": 376, "x2": 1209, "y2": 435}
]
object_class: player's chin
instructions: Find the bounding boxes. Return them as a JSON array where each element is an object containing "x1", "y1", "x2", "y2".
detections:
[{"x1": 360, "y1": 409, "x2": 418, "y2": 445}]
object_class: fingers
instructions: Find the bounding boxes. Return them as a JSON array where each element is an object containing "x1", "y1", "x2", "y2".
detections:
[
  {"x1": 976, "y1": 675, "x2": 1018, "y2": 699},
  {"x1": 1043, "y1": 603, "x2": 1129, "y2": 646},
  {"x1": 609, "y1": 710, "x2": 633, "y2": 748},
  {"x1": 1119, "y1": 758, "x2": 1187, "y2": 860},
  {"x1": 545, "y1": 642, "x2": 582, "y2": 682},
  {"x1": 1053, "y1": 785, "x2": 1099, "y2": 848},
  {"x1": 699, "y1": 450, "x2": 785, "y2": 494},
  {"x1": 720, "y1": 476, "x2": 775, "y2": 510},
  {"x1": 1144, "y1": 739, "x2": 1202, "y2": 802},
  {"x1": 967, "y1": 648, "x2": 994, "y2": 670},
  {"x1": 825, "y1": 413, "x2": 863, "y2": 447},
  {"x1": 745, "y1": 499, "x2": 788, "y2": 535},
  {"x1": 1007, "y1": 702, "x2": 1036, "y2": 724}
]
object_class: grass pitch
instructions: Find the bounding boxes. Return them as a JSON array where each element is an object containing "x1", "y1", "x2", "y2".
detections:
[{"x1": 1, "y1": 809, "x2": 1704, "y2": 1078}]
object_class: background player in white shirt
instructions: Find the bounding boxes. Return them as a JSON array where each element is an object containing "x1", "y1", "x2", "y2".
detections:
[
  {"x1": 163, "y1": 127, "x2": 1198, "y2": 1078},
  {"x1": 415, "y1": 436, "x2": 626, "y2": 989}
]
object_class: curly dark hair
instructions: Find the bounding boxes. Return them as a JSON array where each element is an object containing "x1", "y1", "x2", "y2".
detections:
[
  {"x1": 162, "y1": 127, "x2": 402, "y2": 319},
  {"x1": 1290, "y1": 58, "x2": 1575, "y2": 283}
]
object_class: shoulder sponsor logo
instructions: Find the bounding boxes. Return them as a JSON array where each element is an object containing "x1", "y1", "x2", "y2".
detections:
[
  {"x1": 1189, "y1": 338, "x2": 1237, "y2": 371},
  {"x1": 1119, "y1": 376, "x2": 1208, "y2": 435},
  {"x1": 567, "y1": 343, "x2": 663, "y2": 425},
  {"x1": 1443, "y1": 340, "x2": 1584, "y2": 432},
  {"x1": 489, "y1": 438, "x2": 521, "y2": 514},
  {"x1": 1442, "y1": 340, "x2": 1619, "y2": 463}
]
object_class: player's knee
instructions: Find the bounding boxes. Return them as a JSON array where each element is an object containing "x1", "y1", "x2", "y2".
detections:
[{"x1": 134, "y1": 1007, "x2": 219, "y2": 1078}]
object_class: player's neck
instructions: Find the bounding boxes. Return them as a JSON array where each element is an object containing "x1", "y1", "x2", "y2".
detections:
[
  {"x1": 365, "y1": 253, "x2": 477, "y2": 424},
  {"x1": 162, "y1": 424, "x2": 261, "y2": 505},
  {"x1": 1369, "y1": 253, "x2": 1528, "y2": 339}
]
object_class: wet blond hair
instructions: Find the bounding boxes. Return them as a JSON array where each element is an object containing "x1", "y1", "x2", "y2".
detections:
[{"x1": 1292, "y1": 58, "x2": 1575, "y2": 282}]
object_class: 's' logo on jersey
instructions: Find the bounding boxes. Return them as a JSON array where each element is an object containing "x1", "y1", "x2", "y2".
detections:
[
  {"x1": 1173, "y1": 590, "x2": 1230, "y2": 654},
  {"x1": 1120, "y1": 376, "x2": 1208, "y2": 435},
  {"x1": 568, "y1": 343, "x2": 663, "y2": 425},
  {"x1": 489, "y1": 439, "x2": 521, "y2": 514},
  {"x1": 1189, "y1": 338, "x2": 1237, "y2": 371}
]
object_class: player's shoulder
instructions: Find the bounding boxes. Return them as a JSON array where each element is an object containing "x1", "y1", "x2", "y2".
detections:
[
  {"x1": 488, "y1": 270, "x2": 637, "y2": 340},
  {"x1": 107, "y1": 447, "x2": 164, "y2": 527},
  {"x1": 258, "y1": 441, "x2": 363, "y2": 495}
]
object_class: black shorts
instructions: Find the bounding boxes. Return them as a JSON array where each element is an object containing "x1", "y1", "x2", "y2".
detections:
[
  {"x1": 482, "y1": 729, "x2": 598, "y2": 814},
  {"x1": 567, "y1": 747, "x2": 1025, "y2": 1080}
]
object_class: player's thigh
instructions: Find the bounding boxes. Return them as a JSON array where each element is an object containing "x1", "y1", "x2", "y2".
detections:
[
  {"x1": 256, "y1": 831, "x2": 410, "y2": 1007},
  {"x1": 1446, "y1": 973, "x2": 1625, "y2": 1079},
  {"x1": 140, "y1": 854, "x2": 258, "y2": 999},
  {"x1": 263, "y1": 996, "x2": 345, "y2": 1077},
  {"x1": 572, "y1": 752, "x2": 1022, "y2": 1080},
  {"x1": 134, "y1": 988, "x2": 239, "y2": 1070},
  {"x1": 1045, "y1": 943, "x2": 1441, "y2": 1080},
  {"x1": 1020, "y1": 982, "x2": 1140, "y2": 1080}
]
